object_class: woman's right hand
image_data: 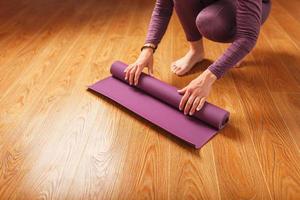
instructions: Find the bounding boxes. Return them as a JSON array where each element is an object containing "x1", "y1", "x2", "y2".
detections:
[{"x1": 124, "y1": 48, "x2": 154, "y2": 86}]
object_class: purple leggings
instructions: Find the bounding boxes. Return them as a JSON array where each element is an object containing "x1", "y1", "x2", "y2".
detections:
[
  {"x1": 145, "y1": 0, "x2": 272, "y2": 78},
  {"x1": 175, "y1": 0, "x2": 271, "y2": 43}
]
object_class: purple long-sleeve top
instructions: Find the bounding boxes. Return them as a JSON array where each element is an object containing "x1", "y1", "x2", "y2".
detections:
[{"x1": 145, "y1": 0, "x2": 267, "y2": 79}]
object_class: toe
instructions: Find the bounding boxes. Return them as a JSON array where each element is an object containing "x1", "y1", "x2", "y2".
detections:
[
  {"x1": 175, "y1": 67, "x2": 182, "y2": 74},
  {"x1": 171, "y1": 64, "x2": 178, "y2": 72},
  {"x1": 171, "y1": 67, "x2": 175, "y2": 73},
  {"x1": 176, "y1": 66, "x2": 188, "y2": 76},
  {"x1": 171, "y1": 63, "x2": 175, "y2": 70},
  {"x1": 175, "y1": 69, "x2": 183, "y2": 75}
]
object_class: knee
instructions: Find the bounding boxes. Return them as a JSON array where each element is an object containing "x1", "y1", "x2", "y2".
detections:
[
  {"x1": 196, "y1": 11, "x2": 235, "y2": 43},
  {"x1": 196, "y1": 12, "x2": 214, "y2": 38}
]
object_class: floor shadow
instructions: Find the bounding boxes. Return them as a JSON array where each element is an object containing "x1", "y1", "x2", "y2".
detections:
[
  {"x1": 238, "y1": 48, "x2": 299, "y2": 68},
  {"x1": 252, "y1": 49, "x2": 300, "y2": 82},
  {"x1": 218, "y1": 122, "x2": 242, "y2": 141},
  {"x1": 179, "y1": 59, "x2": 213, "y2": 76},
  {"x1": 230, "y1": 48, "x2": 300, "y2": 92}
]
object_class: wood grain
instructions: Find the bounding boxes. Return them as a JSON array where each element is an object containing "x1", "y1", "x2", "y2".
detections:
[{"x1": 0, "y1": 0, "x2": 299, "y2": 199}]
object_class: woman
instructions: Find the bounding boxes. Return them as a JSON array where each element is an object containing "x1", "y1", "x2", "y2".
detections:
[{"x1": 124, "y1": 0, "x2": 271, "y2": 116}]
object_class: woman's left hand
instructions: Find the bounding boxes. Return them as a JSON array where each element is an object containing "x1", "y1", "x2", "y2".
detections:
[{"x1": 178, "y1": 69, "x2": 217, "y2": 116}]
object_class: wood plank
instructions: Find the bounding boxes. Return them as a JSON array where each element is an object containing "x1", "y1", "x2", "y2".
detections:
[
  {"x1": 249, "y1": 34, "x2": 299, "y2": 92},
  {"x1": 258, "y1": 10, "x2": 300, "y2": 87},
  {"x1": 201, "y1": 39, "x2": 272, "y2": 199},
  {"x1": 271, "y1": 92, "x2": 300, "y2": 150},
  {"x1": 0, "y1": 0, "x2": 111, "y2": 198},
  {"x1": 274, "y1": 0, "x2": 300, "y2": 23},
  {"x1": 0, "y1": 0, "x2": 98, "y2": 147},
  {"x1": 0, "y1": 0, "x2": 299, "y2": 199},
  {"x1": 232, "y1": 54, "x2": 300, "y2": 199},
  {"x1": 270, "y1": 0, "x2": 300, "y2": 50},
  {"x1": 0, "y1": 0, "x2": 77, "y2": 96},
  {"x1": 0, "y1": 0, "x2": 70, "y2": 55},
  {"x1": 10, "y1": 1, "x2": 146, "y2": 199}
]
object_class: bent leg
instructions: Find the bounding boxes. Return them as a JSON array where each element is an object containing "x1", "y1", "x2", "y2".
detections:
[
  {"x1": 196, "y1": 0, "x2": 272, "y2": 43},
  {"x1": 171, "y1": 0, "x2": 214, "y2": 75},
  {"x1": 173, "y1": 0, "x2": 207, "y2": 41}
]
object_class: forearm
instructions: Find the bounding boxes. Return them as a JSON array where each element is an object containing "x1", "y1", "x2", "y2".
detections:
[
  {"x1": 208, "y1": 0, "x2": 262, "y2": 79},
  {"x1": 208, "y1": 37, "x2": 257, "y2": 78},
  {"x1": 145, "y1": 0, "x2": 174, "y2": 46}
]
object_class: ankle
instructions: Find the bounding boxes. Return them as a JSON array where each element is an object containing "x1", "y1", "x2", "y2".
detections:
[
  {"x1": 189, "y1": 48, "x2": 204, "y2": 55},
  {"x1": 189, "y1": 40, "x2": 203, "y2": 52}
]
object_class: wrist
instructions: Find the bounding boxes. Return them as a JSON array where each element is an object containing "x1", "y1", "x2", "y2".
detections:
[
  {"x1": 141, "y1": 43, "x2": 157, "y2": 53},
  {"x1": 141, "y1": 47, "x2": 154, "y2": 55},
  {"x1": 202, "y1": 69, "x2": 217, "y2": 84}
]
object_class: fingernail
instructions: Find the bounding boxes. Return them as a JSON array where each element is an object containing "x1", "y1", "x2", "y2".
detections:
[
  {"x1": 196, "y1": 108, "x2": 200, "y2": 111},
  {"x1": 189, "y1": 112, "x2": 193, "y2": 116}
]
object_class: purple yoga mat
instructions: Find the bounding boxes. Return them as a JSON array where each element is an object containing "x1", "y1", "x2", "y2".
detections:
[{"x1": 88, "y1": 61, "x2": 230, "y2": 148}]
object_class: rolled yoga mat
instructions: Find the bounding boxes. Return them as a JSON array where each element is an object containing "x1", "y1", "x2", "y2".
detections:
[{"x1": 88, "y1": 61, "x2": 230, "y2": 149}]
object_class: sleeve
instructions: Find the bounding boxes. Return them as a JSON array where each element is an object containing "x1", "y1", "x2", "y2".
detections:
[
  {"x1": 208, "y1": 0, "x2": 263, "y2": 79},
  {"x1": 145, "y1": 0, "x2": 174, "y2": 46}
]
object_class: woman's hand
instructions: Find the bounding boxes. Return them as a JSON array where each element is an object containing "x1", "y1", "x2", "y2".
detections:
[
  {"x1": 178, "y1": 69, "x2": 217, "y2": 115},
  {"x1": 124, "y1": 48, "x2": 154, "y2": 85}
]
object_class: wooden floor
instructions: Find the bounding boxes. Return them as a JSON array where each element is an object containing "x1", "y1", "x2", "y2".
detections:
[{"x1": 0, "y1": 0, "x2": 299, "y2": 199}]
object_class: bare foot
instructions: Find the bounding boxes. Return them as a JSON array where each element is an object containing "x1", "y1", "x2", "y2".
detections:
[
  {"x1": 171, "y1": 40, "x2": 205, "y2": 76},
  {"x1": 171, "y1": 50, "x2": 204, "y2": 76}
]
